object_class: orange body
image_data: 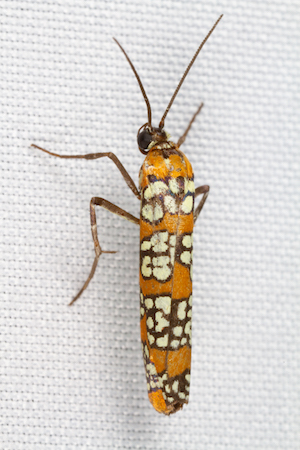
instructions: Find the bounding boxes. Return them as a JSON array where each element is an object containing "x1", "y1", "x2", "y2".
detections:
[{"x1": 139, "y1": 142, "x2": 194, "y2": 414}]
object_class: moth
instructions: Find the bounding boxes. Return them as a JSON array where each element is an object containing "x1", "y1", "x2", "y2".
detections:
[{"x1": 32, "y1": 15, "x2": 222, "y2": 414}]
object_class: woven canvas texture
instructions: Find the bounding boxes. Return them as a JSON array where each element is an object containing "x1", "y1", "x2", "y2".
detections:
[{"x1": 1, "y1": 1, "x2": 299, "y2": 449}]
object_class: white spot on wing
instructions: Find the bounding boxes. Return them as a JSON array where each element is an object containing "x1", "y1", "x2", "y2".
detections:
[
  {"x1": 155, "y1": 296, "x2": 171, "y2": 315},
  {"x1": 151, "y1": 231, "x2": 168, "y2": 252},
  {"x1": 141, "y1": 256, "x2": 152, "y2": 277},
  {"x1": 164, "y1": 195, "x2": 177, "y2": 214},
  {"x1": 171, "y1": 339, "x2": 180, "y2": 349},
  {"x1": 187, "y1": 180, "x2": 195, "y2": 193},
  {"x1": 173, "y1": 326, "x2": 183, "y2": 337},
  {"x1": 147, "y1": 332, "x2": 155, "y2": 345},
  {"x1": 181, "y1": 196, "x2": 193, "y2": 214},
  {"x1": 142, "y1": 204, "x2": 153, "y2": 221},
  {"x1": 152, "y1": 181, "x2": 169, "y2": 196},
  {"x1": 158, "y1": 376, "x2": 163, "y2": 389},
  {"x1": 169, "y1": 235, "x2": 176, "y2": 247},
  {"x1": 180, "y1": 250, "x2": 192, "y2": 265},
  {"x1": 185, "y1": 321, "x2": 191, "y2": 338},
  {"x1": 153, "y1": 255, "x2": 169, "y2": 267},
  {"x1": 145, "y1": 298, "x2": 154, "y2": 309},
  {"x1": 154, "y1": 204, "x2": 164, "y2": 221},
  {"x1": 172, "y1": 380, "x2": 179, "y2": 393},
  {"x1": 155, "y1": 311, "x2": 169, "y2": 332},
  {"x1": 182, "y1": 235, "x2": 192, "y2": 248},
  {"x1": 153, "y1": 266, "x2": 171, "y2": 281},
  {"x1": 156, "y1": 335, "x2": 168, "y2": 347},
  {"x1": 147, "y1": 317, "x2": 154, "y2": 329},
  {"x1": 184, "y1": 178, "x2": 189, "y2": 194},
  {"x1": 143, "y1": 186, "x2": 152, "y2": 199},
  {"x1": 170, "y1": 246, "x2": 175, "y2": 265},
  {"x1": 147, "y1": 362, "x2": 157, "y2": 376},
  {"x1": 177, "y1": 301, "x2": 187, "y2": 320},
  {"x1": 169, "y1": 178, "x2": 179, "y2": 194},
  {"x1": 153, "y1": 256, "x2": 171, "y2": 281},
  {"x1": 141, "y1": 240, "x2": 151, "y2": 251}
]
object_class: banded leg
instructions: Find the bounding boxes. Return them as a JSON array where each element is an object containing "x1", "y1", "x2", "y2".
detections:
[
  {"x1": 177, "y1": 103, "x2": 204, "y2": 147},
  {"x1": 31, "y1": 144, "x2": 140, "y2": 199},
  {"x1": 194, "y1": 185, "x2": 209, "y2": 223},
  {"x1": 70, "y1": 198, "x2": 139, "y2": 305}
]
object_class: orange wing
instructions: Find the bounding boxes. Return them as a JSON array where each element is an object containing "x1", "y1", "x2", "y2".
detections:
[{"x1": 139, "y1": 144, "x2": 194, "y2": 415}]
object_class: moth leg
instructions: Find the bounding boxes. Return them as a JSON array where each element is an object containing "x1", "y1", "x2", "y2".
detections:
[
  {"x1": 31, "y1": 144, "x2": 140, "y2": 199},
  {"x1": 194, "y1": 185, "x2": 209, "y2": 223},
  {"x1": 69, "y1": 197, "x2": 139, "y2": 306},
  {"x1": 177, "y1": 102, "x2": 204, "y2": 147}
]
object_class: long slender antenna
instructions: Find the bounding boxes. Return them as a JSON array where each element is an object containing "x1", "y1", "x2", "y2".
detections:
[
  {"x1": 113, "y1": 38, "x2": 152, "y2": 128},
  {"x1": 159, "y1": 14, "x2": 223, "y2": 130}
]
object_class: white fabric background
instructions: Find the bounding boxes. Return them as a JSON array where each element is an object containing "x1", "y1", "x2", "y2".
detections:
[{"x1": 1, "y1": 1, "x2": 299, "y2": 449}]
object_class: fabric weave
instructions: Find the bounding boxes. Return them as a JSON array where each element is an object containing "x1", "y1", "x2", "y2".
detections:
[{"x1": 1, "y1": 1, "x2": 299, "y2": 449}]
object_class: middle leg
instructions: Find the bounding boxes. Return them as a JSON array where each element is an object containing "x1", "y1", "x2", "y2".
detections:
[
  {"x1": 194, "y1": 185, "x2": 210, "y2": 223},
  {"x1": 69, "y1": 198, "x2": 139, "y2": 305}
]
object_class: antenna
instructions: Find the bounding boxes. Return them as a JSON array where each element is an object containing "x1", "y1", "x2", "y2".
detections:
[
  {"x1": 114, "y1": 14, "x2": 223, "y2": 132},
  {"x1": 159, "y1": 14, "x2": 223, "y2": 129},
  {"x1": 113, "y1": 37, "x2": 152, "y2": 128}
]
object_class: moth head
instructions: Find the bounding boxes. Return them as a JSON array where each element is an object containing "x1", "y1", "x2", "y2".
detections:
[{"x1": 137, "y1": 125, "x2": 168, "y2": 154}]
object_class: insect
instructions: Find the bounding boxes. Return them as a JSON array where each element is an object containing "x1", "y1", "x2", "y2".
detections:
[{"x1": 32, "y1": 15, "x2": 222, "y2": 415}]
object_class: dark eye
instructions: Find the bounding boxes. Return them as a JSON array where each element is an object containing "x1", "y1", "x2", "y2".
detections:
[{"x1": 138, "y1": 129, "x2": 153, "y2": 153}]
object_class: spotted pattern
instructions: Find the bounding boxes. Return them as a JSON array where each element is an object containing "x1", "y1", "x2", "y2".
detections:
[
  {"x1": 140, "y1": 230, "x2": 193, "y2": 284},
  {"x1": 139, "y1": 144, "x2": 195, "y2": 414},
  {"x1": 142, "y1": 341, "x2": 191, "y2": 405},
  {"x1": 140, "y1": 176, "x2": 195, "y2": 225},
  {"x1": 142, "y1": 343, "x2": 162, "y2": 392},
  {"x1": 160, "y1": 369, "x2": 190, "y2": 404},
  {"x1": 141, "y1": 292, "x2": 192, "y2": 349},
  {"x1": 140, "y1": 231, "x2": 178, "y2": 282}
]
